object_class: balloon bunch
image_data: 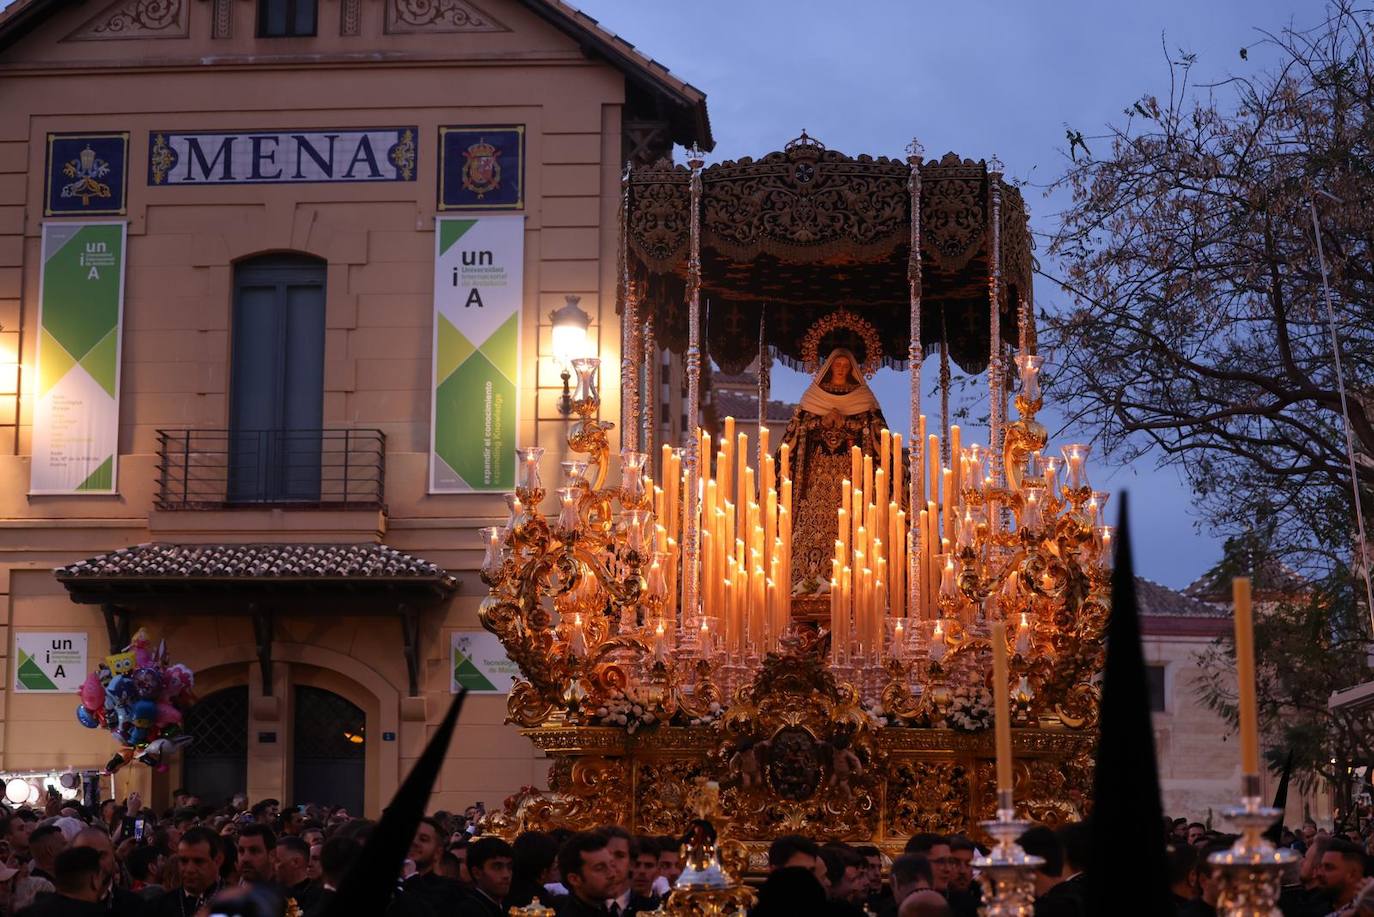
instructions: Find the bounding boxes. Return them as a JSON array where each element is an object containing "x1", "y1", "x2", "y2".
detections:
[{"x1": 75, "y1": 629, "x2": 195, "y2": 773}]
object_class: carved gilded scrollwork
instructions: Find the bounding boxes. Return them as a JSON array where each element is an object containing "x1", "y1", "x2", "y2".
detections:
[
  {"x1": 888, "y1": 760, "x2": 971, "y2": 837},
  {"x1": 498, "y1": 667, "x2": 1093, "y2": 846}
]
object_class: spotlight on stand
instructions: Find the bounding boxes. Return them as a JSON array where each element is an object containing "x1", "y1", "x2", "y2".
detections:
[{"x1": 551, "y1": 294, "x2": 593, "y2": 416}]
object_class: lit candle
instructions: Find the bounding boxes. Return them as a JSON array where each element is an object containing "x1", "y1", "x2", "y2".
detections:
[
  {"x1": 851, "y1": 446, "x2": 862, "y2": 494},
  {"x1": 929, "y1": 618, "x2": 946, "y2": 662},
  {"x1": 1098, "y1": 525, "x2": 1115, "y2": 569},
  {"x1": 569, "y1": 613, "x2": 587, "y2": 658},
  {"x1": 991, "y1": 620, "x2": 1013, "y2": 793},
  {"x1": 1015, "y1": 611, "x2": 1031, "y2": 656},
  {"x1": 779, "y1": 442, "x2": 791, "y2": 484},
  {"x1": 1062, "y1": 444, "x2": 1090, "y2": 490},
  {"x1": 1233, "y1": 577, "x2": 1260, "y2": 776}
]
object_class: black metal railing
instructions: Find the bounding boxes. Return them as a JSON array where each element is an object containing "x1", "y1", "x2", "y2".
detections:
[{"x1": 155, "y1": 428, "x2": 386, "y2": 510}]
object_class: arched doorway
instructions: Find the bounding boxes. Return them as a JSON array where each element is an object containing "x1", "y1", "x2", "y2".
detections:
[
  {"x1": 182, "y1": 686, "x2": 249, "y2": 808},
  {"x1": 293, "y1": 686, "x2": 365, "y2": 815}
]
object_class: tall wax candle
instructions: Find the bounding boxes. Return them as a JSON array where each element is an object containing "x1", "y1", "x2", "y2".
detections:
[
  {"x1": 950, "y1": 425, "x2": 962, "y2": 497},
  {"x1": 991, "y1": 620, "x2": 1013, "y2": 792},
  {"x1": 942, "y1": 468, "x2": 955, "y2": 544},
  {"x1": 1233, "y1": 577, "x2": 1260, "y2": 775}
]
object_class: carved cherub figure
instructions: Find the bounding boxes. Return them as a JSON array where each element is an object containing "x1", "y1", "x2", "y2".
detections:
[
  {"x1": 729, "y1": 737, "x2": 769, "y2": 789},
  {"x1": 828, "y1": 733, "x2": 863, "y2": 798}
]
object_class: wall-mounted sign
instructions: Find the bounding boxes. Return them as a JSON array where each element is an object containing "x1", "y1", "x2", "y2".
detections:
[
  {"x1": 148, "y1": 127, "x2": 417, "y2": 186},
  {"x1": 450, "y1": 631, "x2": 518, "y2": 694},
  {"x1": 438, "y1": 126, "x2": 524, "y2": 210},
  {"x1": 429, "y1": 214, "x2": 523, "y2": 492},
  {"x1": 14, "y1": 633, "x2": 87, "y2": 692},
  {"x1": 45, "y1": 133, "x2": 129, "y2": 217},
  {"x1": 31, "y1": 222, "x2": 126, "y2": 494}
]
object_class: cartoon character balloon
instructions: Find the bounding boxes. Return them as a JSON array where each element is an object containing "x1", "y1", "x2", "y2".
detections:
[{"x1": 76, "y1": 629, "x2": 196, "y2": 773}]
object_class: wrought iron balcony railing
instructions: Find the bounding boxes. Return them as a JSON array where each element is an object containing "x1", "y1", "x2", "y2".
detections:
[{"x1": 155, "y1": 428, "x2": 386, "y2": 510}]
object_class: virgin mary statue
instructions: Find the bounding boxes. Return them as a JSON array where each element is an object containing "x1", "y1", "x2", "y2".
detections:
[{"x1": 778, "y1": 348, "x2": 891, "y2": 597}]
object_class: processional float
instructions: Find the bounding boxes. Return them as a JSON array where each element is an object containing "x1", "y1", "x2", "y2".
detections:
[{"x1": 482, "y1": 134, "x2": 1109, "y2": 890}]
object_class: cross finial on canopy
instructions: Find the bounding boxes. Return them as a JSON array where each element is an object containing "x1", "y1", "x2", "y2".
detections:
[
  {"x1": 686, "y1": 143, "x2": 705, "y2": 169},
  {"x1": 988, "y1": 153, "x2": 1004, "y2": 175},
  {"x1": 905, "y1": 138, "x2": 925, "y2": 161}
]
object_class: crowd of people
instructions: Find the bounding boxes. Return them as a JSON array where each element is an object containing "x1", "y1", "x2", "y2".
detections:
[{"x1": 0, "y1": 788, "x2": 1372, "y2": 916}]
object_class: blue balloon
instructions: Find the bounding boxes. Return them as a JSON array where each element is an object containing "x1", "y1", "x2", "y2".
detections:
[
  {"x1": 132, "y1": 699, "x2": 157, "y2": 727},
  {"x1": 107, "y1": 675, "x2": 136, "y2": 705},
  {"x1": 75, "y1": 705, "x2": 99, "y2": 729}
]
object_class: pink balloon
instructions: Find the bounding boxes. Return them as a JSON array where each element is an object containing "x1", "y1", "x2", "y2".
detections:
[
  {"x1": 154, "y1": 703, "x2": 182, "y2": 727},
  {"x1": 79, "y1": 671, "x2": 105, "y2": 711}
]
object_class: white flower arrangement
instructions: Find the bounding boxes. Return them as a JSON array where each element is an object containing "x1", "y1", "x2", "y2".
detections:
[
  {"x1": 862, "y1": 700, "x2": 889, "y2": 728},
  {"x1": 595, "y1": 688, "x2": 658, "y2": 734},
  {"x1": 687, "y1": 700, "x2": 723, "y2": 727},
  {"x1": 946, "y1": 683, "x2": 994, "y2": 732}
]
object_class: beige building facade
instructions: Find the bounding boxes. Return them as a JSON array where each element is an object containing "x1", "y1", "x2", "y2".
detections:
[
  {"x1": 0, "y1": 0, "x2": 710, "y2": 813},
  {"x1": 1139, "y1": 578, "x2": 1333, "y2": 827}
]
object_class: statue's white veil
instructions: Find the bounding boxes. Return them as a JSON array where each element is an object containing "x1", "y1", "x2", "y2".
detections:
[{"x1": 798, "y1": 348, "x2": 880, "y2": 417}]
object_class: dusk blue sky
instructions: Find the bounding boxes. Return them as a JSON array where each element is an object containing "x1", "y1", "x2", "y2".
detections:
[{"x1": 576, "y1": 0, "x2": 1318, "y2": 590}]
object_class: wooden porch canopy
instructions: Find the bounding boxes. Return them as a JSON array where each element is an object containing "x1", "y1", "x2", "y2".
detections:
[{"x1": 55, "y1": 543, "x2": 457, "y2": 697}]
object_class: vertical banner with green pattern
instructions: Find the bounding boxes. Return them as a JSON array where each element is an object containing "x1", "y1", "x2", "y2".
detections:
[
  {"x1": 32, "y1": 222, "x2": 126, "y2": 494},
  {"x1": 430, "y1": 215, "x2": 523, "y2": 492}
]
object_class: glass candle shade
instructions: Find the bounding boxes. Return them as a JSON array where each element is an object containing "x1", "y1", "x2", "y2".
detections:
[
  {"x1": 561, "y1": 460, "x2": 590, "y2": 487},
  {"x1": 503, "y1": 494, "x2": 524, "y2": 536},
  {"x1": 478, "y1": 526, "x2": 504, "y2": 576},
  {"x1": 1042, "y1": 457, "x2": 1060, "y2": 493},
  {"x1": 620, "y1": 449, "x2": 649, "y2": 505},
  {"x1": 928, "y1": 618, "x2": 948, "y2": 663},
  {"x1": 516, "y1": 446, "x2": 545, "y2": 493},
  {"x1": 556, "y1": 486, "x2": 581, "y2": 534},
  {"x1": 1015, "y1": 353, "x2": 1045, "y2": 404},
  {"x1": 1087, "y1": 490, "x2": 1110, "y2": 527},
  {"x1": 1097, "y1": 525, "x2": 1116, "y2": 570},
  {"x1": 938, "y1": 554, "x2": 959, "y2": 601},
  {"x1": 623, "y1": 510, "x2": 652, "y2": 554},
  {"x1": 963, "y1": 445, "x2": 988, "y2": 495},
  {"x1": 1061, "y1": 444, "x2": 1091, "y2": 491},
  {"x1": 1020, "y1": 490, "x2": 1043, "y2": 530},
  {"x1": 571, "y1": 357, "x2": 600, "y2": 408},
  {"x1": 957, "y1": 508, "x2": 979, "y2": 550},
  {"x1": 647, "y1": 552, "x2": 670, "y2": 599}
]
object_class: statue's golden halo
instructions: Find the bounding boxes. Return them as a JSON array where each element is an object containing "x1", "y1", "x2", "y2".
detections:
[{"x1": 800, "y1": 309, "x2": 884, "y2": 378}]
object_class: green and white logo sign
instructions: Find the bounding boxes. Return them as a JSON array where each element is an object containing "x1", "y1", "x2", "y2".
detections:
[
  {"x1": 32, "y1": 222, "x2": 126, "y2": 494},
  {"x1": 451, "y1": 631, "x2": 518, "y2": 694},
  {"x1": 430, "y1": 215, "x2": 523, "y2": 492},
  {"x1": 14, "y1": 633, "x2": 87, "y2": 693}
]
